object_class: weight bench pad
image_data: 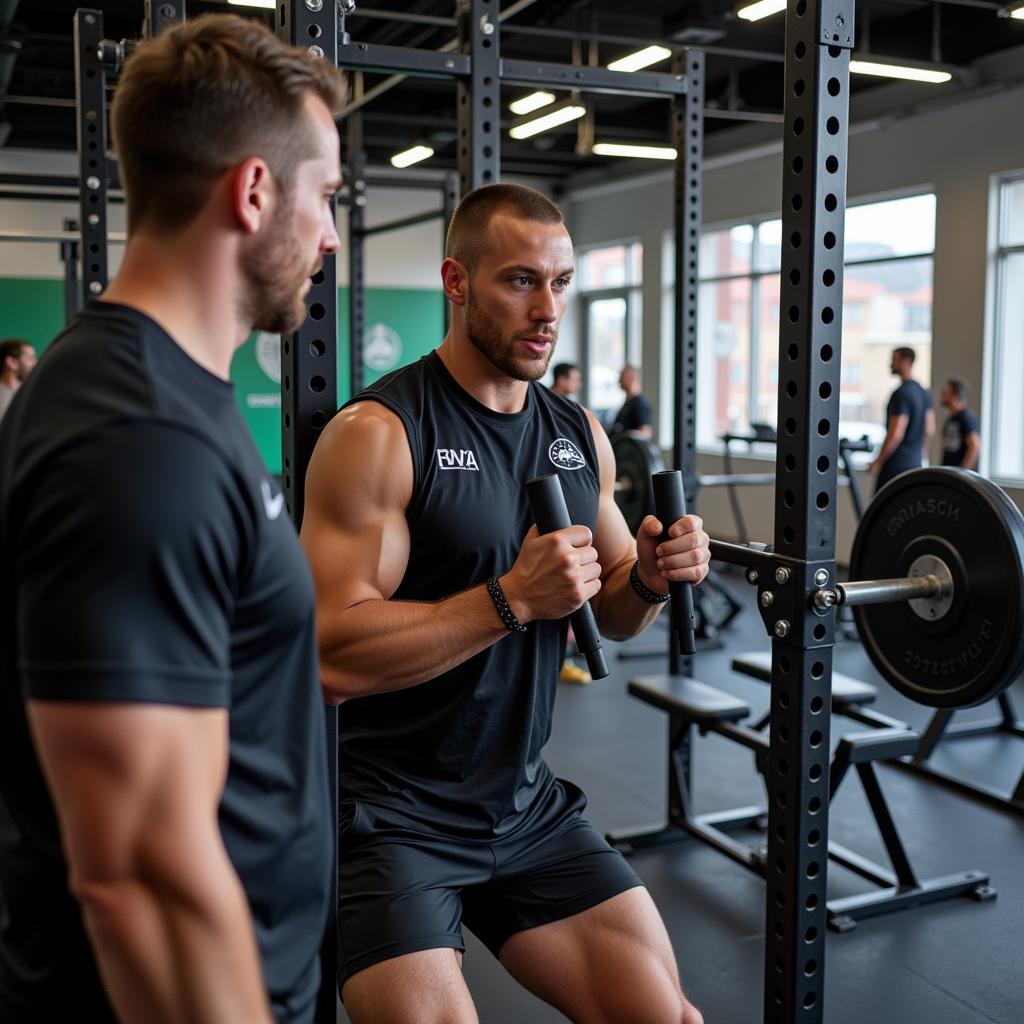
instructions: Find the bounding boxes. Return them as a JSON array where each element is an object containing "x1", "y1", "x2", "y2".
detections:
[
  {"x1": 628, "y1": 675, "x2": 751, "y2": 723},
  {"x1": 731, "y1": 651, "x2": 878, "y2": 706}
]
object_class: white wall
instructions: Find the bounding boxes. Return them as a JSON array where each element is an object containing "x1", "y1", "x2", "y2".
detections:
[
  {"x1": 0, "y1": 148, "x2": 446, "y2": 288},
  {"x1": 565, "y1": 77, "x2": 1024, "y2": 554}
]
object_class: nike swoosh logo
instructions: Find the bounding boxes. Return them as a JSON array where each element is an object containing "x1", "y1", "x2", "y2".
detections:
[{"x1": 261, "y1": 479, "x2": 285, "y2": 521}]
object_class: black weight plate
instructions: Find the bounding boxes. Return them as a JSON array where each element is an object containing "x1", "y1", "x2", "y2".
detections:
[
  {"x1": 851, "y1": 468, "x2": 1024, "y2": 709},
  {"x1": 611, "y1": 432, "x2": 665, "y2": 535}
]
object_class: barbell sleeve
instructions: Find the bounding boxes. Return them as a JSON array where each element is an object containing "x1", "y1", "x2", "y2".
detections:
[
  {"x1": 651, "y1": 471, "x2": 697, "y2": 656},
  {"x1": 525, "y1": 474, "x2": 610, "y2": 681}
]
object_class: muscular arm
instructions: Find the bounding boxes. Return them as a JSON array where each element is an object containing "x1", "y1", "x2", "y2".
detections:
[
  {"x1": 28, "y1": 703, "x2": 272, "y2": 1024},
  {"x1": 872, "y1": 412, "x2": 909, "y2": 469},
  {"x1": 961, "y1": 430, "x2": 981, "y2": 470},
  {"x1": 302, "y1": 403, "x2": 600, "y2": 702},
  {"x1": 584, "y1": 409, "x2": 708, "y2": 641}
]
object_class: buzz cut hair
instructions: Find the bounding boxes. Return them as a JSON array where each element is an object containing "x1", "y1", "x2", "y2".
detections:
[{"x1": 445, "y1": 183, "x2": 564, "y2": 272}]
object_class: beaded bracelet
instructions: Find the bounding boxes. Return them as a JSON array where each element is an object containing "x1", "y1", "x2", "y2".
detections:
[
  {"x1": 629, "y1": 560, "x2": 670, "y2": 604},
  {"x1": 487, "y1": 576, "x2": 528, "y2": 633}
]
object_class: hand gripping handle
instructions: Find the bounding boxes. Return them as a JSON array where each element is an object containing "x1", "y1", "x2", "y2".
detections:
[
  {"x1": 525, "y1": 474, "x2": 609, "y2": 681},
  {"x1": 652, "y1": 470, "x2": 697, "y2": 656}
]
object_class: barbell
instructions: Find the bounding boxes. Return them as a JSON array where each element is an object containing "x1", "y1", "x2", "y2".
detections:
[{"x1": 653, "y1": 463, "x2": 1024, "y2": 711}]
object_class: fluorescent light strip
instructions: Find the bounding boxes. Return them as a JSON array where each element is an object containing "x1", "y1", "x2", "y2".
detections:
[
  {"x1": 849, "y1": 59, "x2": 952, "y2": 84},
  {"x1": 736, "y1": 0, "x2": 787, "y2": 23},
  {"x1": 509, "y1": 91, "x2": 556, "y2": 115},
  {"x1": 593, "y1": 142, "x2": 677, "y2": 160},
  {"x1": 607, "y1": 45, "x2": 672, "y2": 73},
  {"x1": 227, "y1": 0, "x2": 276, "y2": 9},
  {"x1": 509, "y1": 104, "x2": 586, "y2": 140},
  {"x1": 390, "y1": 145, "x2": 434, "y2": 169},
  {"x1": 1010, "y1": 5, "x2": 1024, "y2": 17}
]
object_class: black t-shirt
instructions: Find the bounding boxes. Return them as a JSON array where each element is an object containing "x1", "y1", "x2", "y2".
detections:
[
  {"x1": 611, "y1": 393, "x2": 652, "y2": 433},
  {"x1": 883, "y1": 379, "x2": 933, "y2": 471},
  {"x1": 0, "y1": 302, "x2": 331, "y2": 1023},
  {"x1": 941, "y1": 409, "x2": 979, "y2": 466},
  {"x1": 339, "y1": 352, "x2": 601, "y2": 838}
]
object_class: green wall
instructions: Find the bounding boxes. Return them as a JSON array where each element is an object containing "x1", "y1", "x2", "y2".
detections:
[{"x1": 3, "y1": 279, "x2": 444, "y2": 475}]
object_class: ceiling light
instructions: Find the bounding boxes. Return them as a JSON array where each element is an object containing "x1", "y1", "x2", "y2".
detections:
[
  {"x1": 607, "y1": 45, "x2": 672, "y2": 73},
  {"x1": 390, "y1": 145, "x2": 434, "y2": 169},
  {"x1": 736, "y1": 0, "x2": 786, "y2": 23},
  {"x1": 226, "y1": 0, "x2": 276, "y2": 9},
  {"x1": 593, "y1": 142, "x2": 677, "y2": 160},
  {"x1": 999, "y1": 1, "x2": 1024, "y2": 17},
  {"x1": 849, "y1": 58, "x2": 952, "y2": 84},
  {"x1": 509, "y1": 103, "x2": 586, "y2": 140},
  {"x1": 509, "y1": 91, "x2": 556, "y2": 115}
]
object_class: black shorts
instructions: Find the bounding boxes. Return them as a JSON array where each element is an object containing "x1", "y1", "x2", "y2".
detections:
[{"x1": 337, "y1": 779, "x2": 642, "y2": 984}]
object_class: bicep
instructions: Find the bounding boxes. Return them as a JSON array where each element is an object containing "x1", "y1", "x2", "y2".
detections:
[
  {"x1": 300, "y1": 404, "x2": 414, "y2": 615},
  {"x1": 28, "y1": 702, "x2": 229, "y2": 885}
]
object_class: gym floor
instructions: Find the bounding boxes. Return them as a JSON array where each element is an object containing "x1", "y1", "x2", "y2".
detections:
[{"x1": 340, "y1": 567, "x2": 1024, "y2": 1023}]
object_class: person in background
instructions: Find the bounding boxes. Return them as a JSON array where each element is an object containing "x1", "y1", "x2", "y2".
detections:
[
  {"x1": 549, "y1": 361, "x2": 582, "y2": 401},
  {"x1": 869, "y1": 346, "x2": 934, "y2": 492},
  {"x1": 939, "y1": 376, "x2": 980, "y2": 470},
  {"x1": 0, "y1": 339, "x2": 37, "y2": 422},
  {"x1": 611, "y1": 363, "x2": 652, "y2": 439}
]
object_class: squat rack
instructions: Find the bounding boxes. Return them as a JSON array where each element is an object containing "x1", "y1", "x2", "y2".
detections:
[{"x1": 70, "y1": 2, "x2": 857, "y2": 1021}]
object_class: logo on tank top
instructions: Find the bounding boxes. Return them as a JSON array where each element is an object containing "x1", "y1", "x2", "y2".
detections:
[
  {"x1": 437, "y1": 448, "x2": 480, "y2": 471},
  {"x1": 548, "y1": 438, "x2": 586, "y2": 471}
]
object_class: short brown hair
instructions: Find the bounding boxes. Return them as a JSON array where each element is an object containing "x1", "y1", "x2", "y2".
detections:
[
  {"x1": 1, "y1": 339, "x2": 29, "y2": 365},
  {"x1": 445, "y1": 183, "x2": 564, "y2": 271},
  {"x1": 893, "y1": 346, "x2": 916, "y2": 364},
  {"x1": 112, "y1": 14, "x2": 347, "y2": 232}
]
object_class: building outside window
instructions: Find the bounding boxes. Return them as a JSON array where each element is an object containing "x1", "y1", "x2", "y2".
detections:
[
  {"x1": 687, "y1": 193, "x2": 936, "y2": 453},
  {"x1": 577, "y1": 241, "x2": 642, "y2": 423},
  {"x1": 988, "y1": 174, "x2": 1024, "y2": 484}
]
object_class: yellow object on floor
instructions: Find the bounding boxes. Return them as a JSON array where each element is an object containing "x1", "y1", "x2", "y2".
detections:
[{"x1": 559, "y1": 658, "x2": 592, "y2": 684}]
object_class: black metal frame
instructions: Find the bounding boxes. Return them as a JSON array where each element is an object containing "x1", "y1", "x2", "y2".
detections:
[
  {"x1": 144, "y1": 0, "x2": 184, "y2": 37},
  {"x1": 73, "y1": 9, "x2": 108, "y2": 300},
  {"x1": 608, "y1": 687, "x2": 992, "y2": 933},
  {"x1": 275, "y1": 5, "x2": 341, "y2": 1024},
  {"x1": 60, "y1": 217, "x2": 81, "y2": 322}
]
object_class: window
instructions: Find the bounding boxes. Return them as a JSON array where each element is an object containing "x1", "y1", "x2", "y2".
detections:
[
  {"x1": 989, "y1": 175, "x2": 1024, "y2": 483},
  {"x1": 691, "y1": 193, "x2": 936, "y2": 452},
  {"x1": 578, "y1": 242, "x2": 643, "y2": 423}
]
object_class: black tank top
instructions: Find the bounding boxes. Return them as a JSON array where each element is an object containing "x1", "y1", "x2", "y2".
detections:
[{"x1": 338, "y1": 352, "x2": 600, "y2": 837}]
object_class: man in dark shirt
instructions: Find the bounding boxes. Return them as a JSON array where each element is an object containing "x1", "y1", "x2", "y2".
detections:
[
  {"x1": 611, "y1": 363, "x2": 653, "y2": 437},
  {"x1": 0, "y1": 17, "x2": 345, "y2": 1024},
  {"x1": 869, "y1": 346, "x2": 935, "y2": 492},
  {"x1": 550, "y1": 360, "x2": 582, "y2": 400},
  {"x1": 0, "y1": 338, "x2": 36, "y2": 422},
  {"x1": 301, "y1": 184, "x2": 710, "y2": 1024},
  {"x1": 939, "y1": 377, "x2": 981, "y2": 469}
]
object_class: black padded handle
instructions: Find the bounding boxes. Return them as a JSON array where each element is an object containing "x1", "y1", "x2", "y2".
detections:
[
  {"x1": 525, "y1": 474, "x2": 609, "y2": 681},
  {"x1": 652, "y1": 470, "x2": 697, "y2": 656}
]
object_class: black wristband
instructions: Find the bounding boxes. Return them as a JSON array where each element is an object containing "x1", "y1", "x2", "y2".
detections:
[
  {"x1": 487, "y1": 576, "x2": 528, "y2": 633},
  {"x1": 629, "y1": 560, "x2": 670, "y2": 604}
]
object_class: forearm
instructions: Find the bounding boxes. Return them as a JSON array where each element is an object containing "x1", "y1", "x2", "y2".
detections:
[
  {"x1": 593, "y1": 558, "x2": 665, "y2": 642},
  {"x1": 320, "y1": 583, "x2": 510, "y2": 700},
  {"x1": 876, "y1": 432, "x2": 902, "y2": 463},
  {"x1": 77, "y1": 854, "x2": 271, "y2": 1024}
]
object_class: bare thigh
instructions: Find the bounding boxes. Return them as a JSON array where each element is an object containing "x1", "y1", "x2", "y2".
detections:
[
  {"x1": 498, "y1": 887, "x2": 703, "y2": 1024},
  {"x1": 342, "y1": 948, "x2": 478, "y2": 1024}
]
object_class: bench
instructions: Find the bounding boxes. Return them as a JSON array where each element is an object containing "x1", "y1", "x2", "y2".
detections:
[{"x1": 607, "y1": 672, "x2": 990, "y2": 931}]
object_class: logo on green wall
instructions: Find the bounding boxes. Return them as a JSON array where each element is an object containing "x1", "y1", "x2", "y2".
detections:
[
  {"x1": 255, "y1": 332, "x2": 281, "y2": 384},
  {"x1": 364, "y1": 323, "x2": 402, "y2": 373}
]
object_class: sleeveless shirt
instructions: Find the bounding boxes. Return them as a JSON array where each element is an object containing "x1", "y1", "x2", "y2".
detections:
[{"x1": 338, "y1": 352, "x2": 601, "y2": 838}]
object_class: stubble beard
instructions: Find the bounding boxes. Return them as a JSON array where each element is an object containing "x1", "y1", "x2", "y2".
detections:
[
  {"x1": 240, "y1": 196, "x2": 319, "y2": 335},
  {"x1": 464, "y1": 290, "x2": 557, "y2": 383}
]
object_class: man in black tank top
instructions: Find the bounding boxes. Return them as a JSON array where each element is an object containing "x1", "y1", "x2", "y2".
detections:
[{"x1": 302, "y1": 184, "x2": 710, "y2": 1024}]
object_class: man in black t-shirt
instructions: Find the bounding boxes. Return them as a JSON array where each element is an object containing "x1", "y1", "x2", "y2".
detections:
[
  {"x1": 302, "y1": 184, "x2": 710, "y2": 1023},
  {"x1": 0, "y1": 18, "x2": 345, "y2": 1024},
  {"x1": 939, "y1": 377, "x2": 981, "y2": 469},
  {"x1": 869, "y1": 346, "x2": 935, "y2": 492},
  {"x1": 611, "y1": 363, "x2": 653, "y2": 437}
]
